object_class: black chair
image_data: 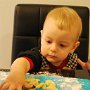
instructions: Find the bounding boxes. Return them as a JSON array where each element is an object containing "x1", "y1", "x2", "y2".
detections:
[{"x1": 11, "y1": 4, "x2": 89, "y2": 69}]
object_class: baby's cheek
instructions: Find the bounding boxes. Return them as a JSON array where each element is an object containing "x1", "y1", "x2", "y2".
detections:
[
  {"x1": 59, "y1": 53, "x2": 68, "y2": 60},
  {"x1": 41, "y1": 47, "x2": 47, "y2": 56}
]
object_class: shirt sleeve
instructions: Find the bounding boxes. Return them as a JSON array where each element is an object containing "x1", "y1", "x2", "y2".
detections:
[
  {"x1": 17, "y1": 47, "x2": 42, "y2": 72},
  {"x1": 22, "y1": 56, "x2": 34, "y2": 70}
]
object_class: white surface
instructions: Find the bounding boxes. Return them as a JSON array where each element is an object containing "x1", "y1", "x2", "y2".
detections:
[{"x1": 0, "y1": 0, "x2": 90, "y2": 69}]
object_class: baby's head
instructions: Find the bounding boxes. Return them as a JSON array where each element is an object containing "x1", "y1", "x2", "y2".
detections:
[
  {"x1": 41, "y1": 7, "x2": 82, "y2": 66},
  {"x1": 43, "y1": 7, "x2": 82, "y2": 41}
]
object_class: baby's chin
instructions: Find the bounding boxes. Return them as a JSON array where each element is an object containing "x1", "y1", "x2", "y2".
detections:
[
  {"x1": 46, "y1": 58, "x2": 60, "y2": 65},
  {"x1": 47, "y1": 58, "x2": 56, "y2": 62}
]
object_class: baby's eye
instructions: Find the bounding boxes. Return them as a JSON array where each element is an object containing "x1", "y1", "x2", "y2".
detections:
[
  {"x1": 60, "y1": 44, "x2": 66, "y2": 47},
  {"x1": 46, "y1": 40, "x2": 52, "y2": 44}
]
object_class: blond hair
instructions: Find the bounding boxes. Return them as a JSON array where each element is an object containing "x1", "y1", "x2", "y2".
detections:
[{"x1": 43, "y1": 7, "x2": 82, "y2": 41}]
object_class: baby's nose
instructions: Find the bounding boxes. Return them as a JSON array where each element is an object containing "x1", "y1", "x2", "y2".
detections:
[{"x1": 50, "y1": 44, "x2": 57, "y2": 52}]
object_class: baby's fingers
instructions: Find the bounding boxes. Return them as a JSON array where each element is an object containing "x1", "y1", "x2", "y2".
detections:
[
  {"x1": 0, "y1": 81, "x2": 5, "y2": 89},
  {"x1": 8, "y1": 84, "x2": 17, "y2": 90},
  {"x1": 85, "y1": 60, "x2": 90, "y2": 70},
  {"x1": 0, "y1": 81, "x2": 9, "y2": 90},
  {"x1": 77, "y1": 58, "x2": 86, "y2": 69},
  {"x1": 24, "y1": 82, "x2": 34, "y2": 88},
  {"x1": 17, "y1": 86, "x2": 22, "y2": 90},
  {"x1": 8, "y1": 85, "x2": 22, "y2": 90}
]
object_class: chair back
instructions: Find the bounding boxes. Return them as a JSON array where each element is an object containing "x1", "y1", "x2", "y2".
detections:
[{"x1": 12, "y1": 4, "x2": 89, "y2": 69}]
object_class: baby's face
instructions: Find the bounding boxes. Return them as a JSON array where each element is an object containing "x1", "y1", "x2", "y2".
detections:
[{"x1": 41, "y1": 18, "x2": 79, "y2": 66}]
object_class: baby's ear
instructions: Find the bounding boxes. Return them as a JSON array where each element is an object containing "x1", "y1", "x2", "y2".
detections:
[
  {"x1": 40, "y1": 30, "x2": 43, "y2": 35},
  {"x1": 75, "y1": 41, "x2": 80, "y2": 48},
  {"x1": 70, "y1": 41, "x2": 80, "y2": 53}
]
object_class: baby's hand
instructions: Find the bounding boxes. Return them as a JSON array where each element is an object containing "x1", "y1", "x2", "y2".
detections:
[
  {"x1": 77, "y1": 58, "x2": 90, "y2": 70},
  {"x1": 0, "y1": 57, "x2": 31, "y2": 90},
  {"x1": 0, "y1": 72, "x2": 25, "y2": 90}
]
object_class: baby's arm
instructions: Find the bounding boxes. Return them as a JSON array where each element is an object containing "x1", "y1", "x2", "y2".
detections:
[
  {"x1": 0, "y1": 57, "x2": 30, "y2": 90},
  {"x1": 77, "y1": 58, "x2": 90, "y2": 70}
]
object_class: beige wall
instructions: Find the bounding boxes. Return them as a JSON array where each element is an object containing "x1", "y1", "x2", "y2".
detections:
[{"x1": 0, "y1": 0, "x2": 90, "y2": 69}]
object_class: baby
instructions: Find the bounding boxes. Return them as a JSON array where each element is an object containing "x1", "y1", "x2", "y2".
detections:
[{"x1": 0, "y1": 7, "x2": 90, "y2": 90}]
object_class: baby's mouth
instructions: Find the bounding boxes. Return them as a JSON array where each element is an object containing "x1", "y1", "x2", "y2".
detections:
[{"x1": 47, "y1": 54, "x2": 57, "y2": 58}]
